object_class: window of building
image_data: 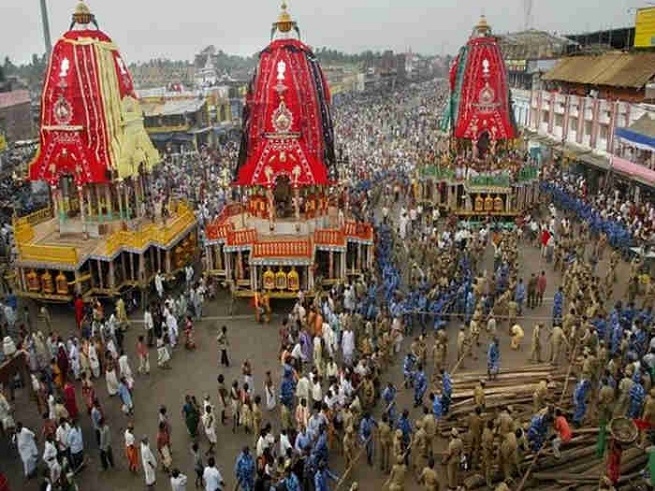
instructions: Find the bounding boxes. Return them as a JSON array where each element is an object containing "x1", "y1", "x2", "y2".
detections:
[
  {"x1": 555, "y1": 114, "x2": 563, "y2": 127},
  {"x1": 569, "y1": 117, "x2": 578, "y2": 131},
  {"x1": 542, "y1": 111, "x2": 549, "y2": 124},
  {"x1": 584, "y1": 121, "x2": 593, "y2": 136},
  {"x1": 599, "y1": 124, "x2": 609, "y2": 140}
]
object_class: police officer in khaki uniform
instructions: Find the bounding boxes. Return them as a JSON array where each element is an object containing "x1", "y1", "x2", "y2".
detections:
[
  {"x1": 413, "y1": 420, "x2": 429, "y2": 480},
  {"x1": 386, "y1": 455, "x2": 407, "y2": 491},
  {"x1": 481, "y1": 420, "x2": 495, "y2": 488},
  {"x1": 343, "y1": 426, "x2": 356, "y2": 467},
  {"x1": 378, "y1": 414, "x2": 393, "y2": 473},
  {"x1": 498, "y1": 428, "x2": 520, "y2": 481},
  {"x1": 421, "y1": 406, "x2": 437, "y2": 456},
  {"x1": 473, "y1": 379, "x2": 486, "y2": 410},
  {"x1": 418, "y1": 457, "x2": 439, "y2": 491},
  {"x1": 443, "y1": 428, "x2": 463, "y2": 490},
  {"x1": 467, "y1": 406, "x2": 483, "y2": 468},
  {"x1": 392, "y1": 429, "x2": 404, "y2": 468}
]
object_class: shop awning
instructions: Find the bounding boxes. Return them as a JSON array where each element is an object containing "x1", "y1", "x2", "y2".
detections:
[
  {"x1": 171, "y1": 133, "x2": 195, "y2": 143},
  {"x1": 189, "y1": 126, "x2": 212, "y2": 135},
  {"x1": 148, "y1": 132, "x2": 173, "y2": 142},
  {"x1": 611, "y1": 155, "x2": 655, "y2": 186},
  {"x1": 578, "y1": 152, "x2": 610, "y2": 170}
]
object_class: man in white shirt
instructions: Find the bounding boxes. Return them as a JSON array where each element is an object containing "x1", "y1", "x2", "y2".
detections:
[
  {"x1": 55, "y1": 419, "x2": 71, "y2": 459},
  {"x1": 295, "y1": 374, "x2": 310, "y2": 404},
  {"x1": 144, "y1": 307, "x2": 154, "y2": 346},
  {"x1": 203, "y1": 457, "x2": 224, "y2": 491},
  {"x1": 170, "y1": 468, "x2": 188, "y2": 491}
]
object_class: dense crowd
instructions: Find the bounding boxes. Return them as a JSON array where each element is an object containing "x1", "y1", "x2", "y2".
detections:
[{"x1": 2, "y1": 77, "x2": 655, "y2": 491}]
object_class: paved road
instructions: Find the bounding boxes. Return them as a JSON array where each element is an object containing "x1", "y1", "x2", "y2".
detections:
[{"x1": 0, "y1": 232, "x2": 634, "y2": 491}]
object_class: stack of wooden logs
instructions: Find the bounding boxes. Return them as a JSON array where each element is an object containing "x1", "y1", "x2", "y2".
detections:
[
  {"x1": 435, "y1": 364, "x2": 569, "y2": 437},
  {"x1": 433, "y1": 366, "x2": 649, "y2": 490},
  {"x1": 463, "y1": 428, "x2": 648, "y2": 490}
]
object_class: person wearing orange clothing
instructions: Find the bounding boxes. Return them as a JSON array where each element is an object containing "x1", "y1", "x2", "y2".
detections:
[
  {"x1": 313, "y1": 311, "x2": 324, "y2": 338},
  {"x1": 124, "y1": 422, "x2": 139, "y2": 473},
  {"x1": 307, "y1": 308, "x2": 317, "y2": 333},
  {"x1": 552, "y1": 408, "x2": 572, "y2": 458}
]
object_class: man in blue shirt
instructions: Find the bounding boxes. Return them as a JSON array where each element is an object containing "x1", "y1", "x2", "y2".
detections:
[
  {"x1": 294, "y1": 426, "x2": 311, "y2": 454},
  {"x1": 413, "y1": 364, "x2": 428, "y2": 408},
  {"x1": 234, "y1": 446, "x2": 255, "y2": 491},
  {"x1": 382, "y1": 382, "x2": 397, "y2": 423},
  {"x1": 359, "y1": 412, "x2": 378, "y2": 466},
  {"x1": 67, "y1": 420, "x2": 84, "y2": 472},
  {"x1": 313, "y1": 461, "x2": 339, "y2": 491},
  {"x1": 429, "y1": 392, "x2": 443, "y2": 419},
  {"x1": 282, "y1": 466, "x2": 301, "y2": 491}
]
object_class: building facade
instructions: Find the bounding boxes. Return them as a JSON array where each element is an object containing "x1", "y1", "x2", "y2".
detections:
[
  {"x1": 139, "y1": 93, "x2": 211, "y2": 151},
  {"x1": 526, "y1": 88, "x2": 655, "y2": 189}
]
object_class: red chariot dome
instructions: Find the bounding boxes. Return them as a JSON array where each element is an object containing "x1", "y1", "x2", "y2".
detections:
[
  {"x1": 233, "y1": 2, "x2": 336, "y2": 188},
  {"x1": 445, "y1": 16, "x2": 517, "y2": 142},
  {"x1": 29, "y1": 1, "x2": 159, "y2": 186}
]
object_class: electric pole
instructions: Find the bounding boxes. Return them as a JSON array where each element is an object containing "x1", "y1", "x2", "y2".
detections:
[
  {"x1": 39, "y1": 0, "x2": 52, "y2": 56},
  {"x1": 523, "y1": 0, "x2": 533, "y2": 30}
]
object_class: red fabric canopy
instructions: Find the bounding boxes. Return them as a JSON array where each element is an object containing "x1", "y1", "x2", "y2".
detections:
[
  {"x1": 29, "y1": 29, "x2": 138, "y2": 186},
  {"x1": 234, "y1": 38, "x2": 333, "y2": 188},
  {"x1": 453, "y1": 36, "x2": 517, "y2": 141}
]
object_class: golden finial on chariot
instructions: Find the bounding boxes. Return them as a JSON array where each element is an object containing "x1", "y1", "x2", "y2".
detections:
[
  {"x1": 71, "y1": 1, "x2": 98, "y2": 29},
  {"x1": 272, "y1": 1, "x2": 299, "y2": 37}
]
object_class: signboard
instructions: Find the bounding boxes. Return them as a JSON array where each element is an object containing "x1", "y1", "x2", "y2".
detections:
[
  {"x1": 635, "y1": 6, "x2": 655, "y2": 48},
  {"x1": 505, "y1": 59, "x2": 527, "y2": 72},
  {"x1": 0, "y1": 134, "x2": 6, "y2": 152}
]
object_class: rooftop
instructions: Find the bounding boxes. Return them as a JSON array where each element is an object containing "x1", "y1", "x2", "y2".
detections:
[
  {"x1": 0, "y1": 90, "x2": 30, "y2": 109},
  {"x1": 498, "y1": 29, "x2": 577, "y2": 60},
  {"x1": 542, "y1": 51, "x2": 655, "y2": 89},
  {"x1": 140, "y1": 97, "x2": 206, "y2": 117},
  {"x1": 628, "y1": 113, "x2": 655, "y2": 138}
]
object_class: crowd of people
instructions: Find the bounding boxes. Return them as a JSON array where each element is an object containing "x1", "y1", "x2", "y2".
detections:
[{"x1": 1, "y1": 77, "x2": 655, "y2": 491}]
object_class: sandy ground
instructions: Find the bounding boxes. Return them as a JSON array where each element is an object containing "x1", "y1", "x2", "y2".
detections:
[{"x1": 0, "y1": 230, "x2": 635, "y2": 491}]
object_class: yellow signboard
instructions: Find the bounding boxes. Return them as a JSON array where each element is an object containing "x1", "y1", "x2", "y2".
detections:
[
  {"x1": 0, "y1": 134, "x2": 6, "y2": 152},
  {"x1": 635, "y1": 6, "x2": 655, "y2": 48}
]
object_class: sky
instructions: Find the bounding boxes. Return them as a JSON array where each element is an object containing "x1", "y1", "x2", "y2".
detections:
[{"x1": 0, "y1": 0, "x2": 647, "y2": 65}]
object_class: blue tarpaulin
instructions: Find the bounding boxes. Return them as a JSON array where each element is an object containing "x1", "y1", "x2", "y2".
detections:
[{"x1": 615, "y1": 127, "x2": 655, "y2": 151}]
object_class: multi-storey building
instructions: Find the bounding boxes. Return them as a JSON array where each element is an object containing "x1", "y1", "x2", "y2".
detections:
[{"x1": 526, "y1": 52, "x2": 655, "y2": 192}]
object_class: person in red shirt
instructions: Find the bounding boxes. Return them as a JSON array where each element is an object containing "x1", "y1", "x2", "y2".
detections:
[
  {"x1": 553, "y1": 408, "x2": 572, "y2": 458},
  {"x1": 63, "y1": 380, "x2": 79, "y2": 420},
  {"x1": 540, "y1": 228, "x2": 551, "y2": 258},
  {"x1": 74, "y1": 295, "x2": 85, "y2": 330}
]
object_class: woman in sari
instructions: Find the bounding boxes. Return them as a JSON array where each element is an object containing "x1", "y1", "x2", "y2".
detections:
[
  {"x1": 182, "y1": 394, "x2": 200, "y2": 438},
  {"x1": 81, "y1": 374, "x2": 96, "y2": 414},
  {"x1": 79, "y1": 340, "x2": 90, "y2": 379},
  {"x1": 124, "y1": 422, "x2": 139, "y2": 473},
  {"x1": 50, "y1": 358, "x2": 64, "y2": 390},
  {"x1": 156, "y1": 421, "x2": 173, "y2": 472},
  {"x1": 88, "y1": 340, "x2": 101, "y2": 378},
  {"x1": 95, "y1": 337, "x2": 106, "y2": 374},
  {"x1": 105, "y1": 355, "x2": 119, "y2": 396},
  {"x1": 264, "y1": 371, "x2": 276, "y2": 411},
  {"x1": 184, "y1": 316, "x2": 196, "y2": 350},
  {"x1": 56, "y1": 344, "x2": 69, "y2": 383}
]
